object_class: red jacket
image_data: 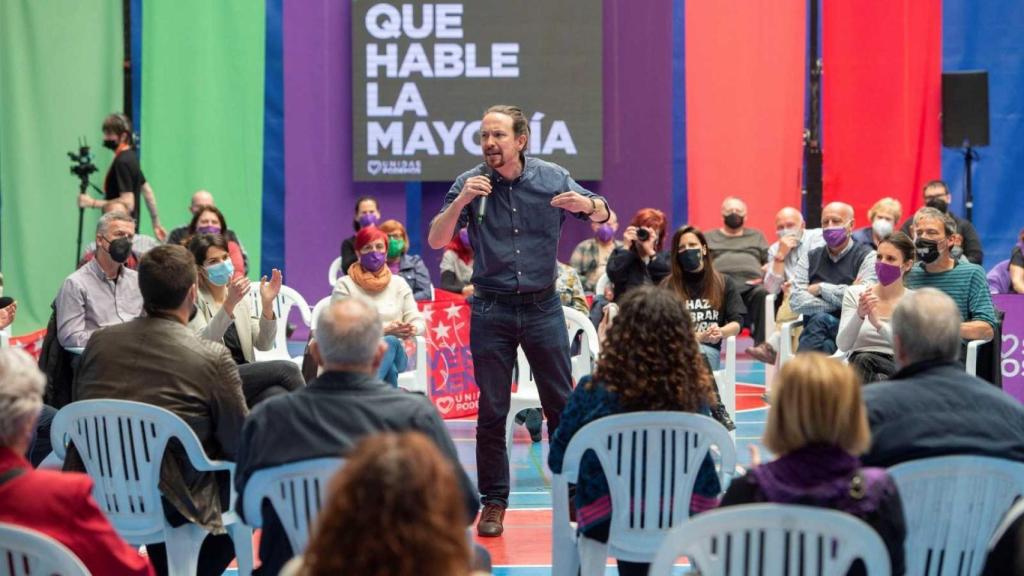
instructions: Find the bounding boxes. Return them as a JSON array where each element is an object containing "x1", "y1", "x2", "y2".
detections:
[{"x1": 0, "y1": 447, "x2": 154, "y2": 576}]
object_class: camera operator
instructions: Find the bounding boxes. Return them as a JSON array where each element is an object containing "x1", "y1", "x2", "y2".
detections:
[
  {"x1": 77, "y1": 113, "x2": 166, "y2": 241},
  {"x1": 606, "y1": 208, "x2": 670, "y2": 298}
]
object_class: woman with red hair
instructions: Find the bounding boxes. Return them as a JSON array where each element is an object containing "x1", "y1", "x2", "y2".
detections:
[
  {"x1": 606, "y1": 208, "x2": 671, "y2": 298},
  {"x1": 332, "y1": 226, "x2": 424, "y2": 386}
]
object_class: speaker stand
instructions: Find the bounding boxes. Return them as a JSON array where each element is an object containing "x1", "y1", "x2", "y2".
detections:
[{"x1": 962, "y1": 146, "x2": 979, "y2": 222}]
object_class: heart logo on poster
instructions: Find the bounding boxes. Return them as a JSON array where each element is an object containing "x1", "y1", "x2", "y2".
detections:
[
  {"x1": 435, "y1": 396, "x2": 455, "y2": 414},
  {"x1": 367, "y1": 160, "x2": 383, "y2": 175}
]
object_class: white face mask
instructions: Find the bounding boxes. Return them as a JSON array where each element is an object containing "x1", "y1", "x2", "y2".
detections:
[
  {"x1": 872, "y1": 218, "x2": 894, "y2": 239},
  {"x1": 777, "y1": 227, "x2": 800, "y2": 239}
]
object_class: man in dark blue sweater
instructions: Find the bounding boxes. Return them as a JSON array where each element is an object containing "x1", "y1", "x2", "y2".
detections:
[
  {"x1": 862, "y1": 288, "x2": 1024, "y2": 467},
  {"x1": 234, "y1": 297, "x2": 479, "y2": 575}
]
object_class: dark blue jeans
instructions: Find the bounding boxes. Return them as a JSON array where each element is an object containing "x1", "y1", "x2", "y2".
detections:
[
  {"x1": 797, "y1": 312, "x2": 841, "y2": 354},
  {"x1": 377, "y1": 335, "x2": 409, "y2": 387},
  {"x1": 471, "y1": 292, "x2": 573, "y2": 507}
]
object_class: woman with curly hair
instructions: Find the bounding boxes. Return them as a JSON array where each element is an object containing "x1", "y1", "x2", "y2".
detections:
[
  {"x1": 284, "y1": 431, "x2": 484, "y2": 576},
  {"x1": 548, "y1": 285, "x2": 721, "y2": 575}
]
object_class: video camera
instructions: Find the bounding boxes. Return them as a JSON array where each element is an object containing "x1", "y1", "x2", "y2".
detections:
[{"x1": 67, "y1": 139, "x2": 98, "y2": 182}]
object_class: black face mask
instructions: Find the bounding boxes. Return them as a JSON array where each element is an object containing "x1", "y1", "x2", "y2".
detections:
[
  {"x1": 103, "y1": 139, "x2": 119, "y2": 151},
  {"x1": 724, "y1": 213, "x2": 744, "y2": 229},
  {"x1": 106, "y1": 237, "x2": 132, "y2": 264},
  {"x1": 677, "y1": 249, "x2": 703, "y2": 273},
  {"x1": 925, "y1": 197, "x2": 949, "y2": 213},
  {"x1": 189, "y1": 302, "x2": 199, "y2": 322},
  {"x1": 914, "y1": 238, "x2": 943, "y2": 264}
]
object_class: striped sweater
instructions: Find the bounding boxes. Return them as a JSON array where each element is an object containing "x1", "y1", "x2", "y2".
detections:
[{"x1": 905, "y1": 261, "x2": 996, "y2": 327}]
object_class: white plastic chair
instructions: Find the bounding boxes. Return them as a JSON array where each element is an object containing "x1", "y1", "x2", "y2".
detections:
[
  {"x1": 249, "y1": 284, "x2": 312, "y2": 364},
  {"x1": 506, "y1": 307, "x2": 600, "y2": 453},
  {"x1": 310, "y1": 296, "x2": 427, "y2": 393},
  {"x1": 551, "y1": 412, "x2": 736, "y2": 576},
  {"x1": 327, "y1": 257, "x2": 343, "y2": 288},
  {"x1": 965, "y1": 338, "x2": 990, "y2": 377},
  {"x1": 0, "y1": 328, "x2": 9, "y2": 348},
  {"x1": 594, "y1": 273, "x2": 611, "y2": 298},
  {"x1": 763, "y1": 292, "x2": 778, "y2": 392},
  {"x1": 889, "y1": 455, "x2": 1024, "y2": 576},
  {"x1": 49, "y1": 400, "x2": 253, "y2": 576},
  {"x1": 0, "y1": 523, "x2": 91, "y2": 576},
  {"x1": 649, "y1": 504, "x2": 891, "y2": 576},
  {"x1": 241, "y1": 457, "x2": 344, "y2": 555}
]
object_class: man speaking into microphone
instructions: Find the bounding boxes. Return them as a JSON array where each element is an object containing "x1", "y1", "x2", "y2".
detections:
[{"x1": 428, "y1": 104, "x2": 610, "y2": 537}]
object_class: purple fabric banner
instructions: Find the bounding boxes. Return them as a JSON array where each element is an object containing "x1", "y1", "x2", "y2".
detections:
[
  {"x1": 993, "y1": 294, "x2": 1024, "y2": 404},
  {"x1": 283, "y1": 0, "x2": 673, "y2": 307}
]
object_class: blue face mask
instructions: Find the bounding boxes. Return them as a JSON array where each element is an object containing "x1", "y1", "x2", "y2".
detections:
[{"x1": 205, "y1": 259, "x2": 234, "y2": 286}]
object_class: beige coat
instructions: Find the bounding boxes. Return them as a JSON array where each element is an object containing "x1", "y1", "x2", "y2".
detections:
[{"x1": 190, "y1": 289, "x2": 277, "y2": 363}]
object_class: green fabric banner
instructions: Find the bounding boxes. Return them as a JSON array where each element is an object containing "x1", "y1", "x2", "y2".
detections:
[
  {"x1": 0, "y1": 0, "x2": 124, "y2": 332},
  {"x1": 141, "y1": 0, "x2": 266, "y2": 275}
]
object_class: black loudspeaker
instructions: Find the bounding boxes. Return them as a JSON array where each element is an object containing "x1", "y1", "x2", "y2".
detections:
[{"x1": 942, "y1": 71, "x2": 989, "y2": 148}]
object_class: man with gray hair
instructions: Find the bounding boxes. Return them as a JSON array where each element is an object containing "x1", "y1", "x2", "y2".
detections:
[
  {"x1": 0, "y1": 349, "x2": 154, "y2": 575},
  {"x1": 55, "y1": 210, "x2": 143, "y2": 348},
  {"x1": 234, "y1": 296, "x2": 480, "y2": 576},
  {"x1": 905, "y1": 206, "x2": 995, "y2": 342},
  {"x1": 861, "y1": 288, "x2": 1024, "y2": 467}
]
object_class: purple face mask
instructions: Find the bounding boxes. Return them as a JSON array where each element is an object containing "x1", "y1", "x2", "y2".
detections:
[
  {"x1": 595, "y1": 224, "x2": 615, "y2": 243},
  {"x1": 197, "y1": 225, "x2": 221, "y2": 235},
  {"x1": 360, "y1": 250, "x2": 386, "y2": 272},
  {"x1": 823, "y1": 226, "x2": 848, "y2": 248},
  {"x1": 358, "y1": 213, "x2": 379, "y2": 228},
  {"x1": 459, "y1": 229, "x2": 470, "y2": 246},
  {"x1": 875, "y1": 261, "x2": 903, "y2": 287}
]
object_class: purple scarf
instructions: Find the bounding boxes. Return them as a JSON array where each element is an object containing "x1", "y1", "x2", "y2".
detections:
[{"x1": 749, "y1": 444, "x2": 891, "y2": 517}]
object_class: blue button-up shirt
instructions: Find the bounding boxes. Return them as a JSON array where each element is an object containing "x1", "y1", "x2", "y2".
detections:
[{"x1": 440, "y1": 157, "x2": 606, "y2": 294}]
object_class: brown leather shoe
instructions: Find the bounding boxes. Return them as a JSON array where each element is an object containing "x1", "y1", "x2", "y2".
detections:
[
  {"x1": 477, "y1": 503, "x2": 506, "y2": 537},
  {"x1": 747, "y1": 342, "x2": 777, "y2": 364}
]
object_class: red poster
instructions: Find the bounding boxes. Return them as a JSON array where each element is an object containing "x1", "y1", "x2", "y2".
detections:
[{"x1": 420, "y1": 295, "x2": 480, "y2": 419}]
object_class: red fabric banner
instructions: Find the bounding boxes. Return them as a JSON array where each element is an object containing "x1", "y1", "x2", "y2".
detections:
[
  {"x1": 685, "y1": 0, "x2": 806, "y2": 235},
  {"x1": 421, "y1": 293, "x2": 480, "y2": 419},
  {"x1": 822, "y1": 0, "x2": 942, "y2": 225}
]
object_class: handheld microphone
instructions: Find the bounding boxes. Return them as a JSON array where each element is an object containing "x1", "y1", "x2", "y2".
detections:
[{"x1": 477, "y1": 168, "x2": 494, "y2": 224}]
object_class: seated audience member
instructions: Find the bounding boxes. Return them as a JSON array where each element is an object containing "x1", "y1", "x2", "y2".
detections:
[
  {"x1": 664, "y1": 225, "x2": 743, "y2": 429},
  {"x1": 556, "y1": 261, "x2": 589, "y2": 315},
  {"x1": 339, "y1": 195, "x2": 381, "y2": 274},
  {"x1": 379, "y1": 219, "x2": 434, "y2": 301},
  {"x1": 69, "y1": 245, "x2": 249, "y2": 576},
  {"x1": 852, "y1": 197, "x2": 902, "y2": 249},
  {"x1": 187, "y1": 234, "x2": 304, "y2": 407},
  {"x1": 899, "y1": 179, "x2": 983, "y2": 263},
  {"x1": 606, "y1": 208, "x2": 670, "y2": 298},
  {"x1": 56, "y1": 211, "x2": 143, "y2": 349},
  {"x1": 549, "y1": 286, "x2": 722, "y2": 576},
  {"x1": 0, "y1": 349, "x2": 154, "y2": 576},
  {"x1": 905, "y1": 207, "x2": 996, "y2": 342},
  {"x1": 440, "y1": 227, "x2": 475, "y2": 296},
  {"x1": 81, "y1": 200, "x2": 161, "y2": 267},
  {"x1": 720, "y1": 354, "x2": 906, "y2": 576},
  {"x1": 789, "y1": 202, "x2": 876, "y2": 354},
  {"x1": 1009, "y1": 229, "x2": 1024, "y2": 294},
  {"x1": 666, "y1": 226, "x2": 744, "y2": 368},
  {"x1": 333, "y1": 226, "x2": 425, "y2": 386},
  {"x1": 281, "y1": 433, "x2": 488, "y2": 576},
  {"x1": 236, "y1": 298, "x2": 479, "y2": 576},
  {"x1": 748, "y1": 207, "x2": 825, "y2": 363},
  {"x1": 570, "y1": 210, "x2": 622, "y2": 293},
  {"x1": 837, "y1": 232, "x2": 916, "y2": 383},
  {"x1": 706, "y1": 197, "x2": 770, "y2": 345},
  {"x1": 187, "y1": 205, "x2": 246, "y2": 279},
  {"x1": 861, "y1": 288, "x2": 1024, "y2": 467},
  {"x1": 167, "y1": 190, "x2": 248, "y2": 260}
]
